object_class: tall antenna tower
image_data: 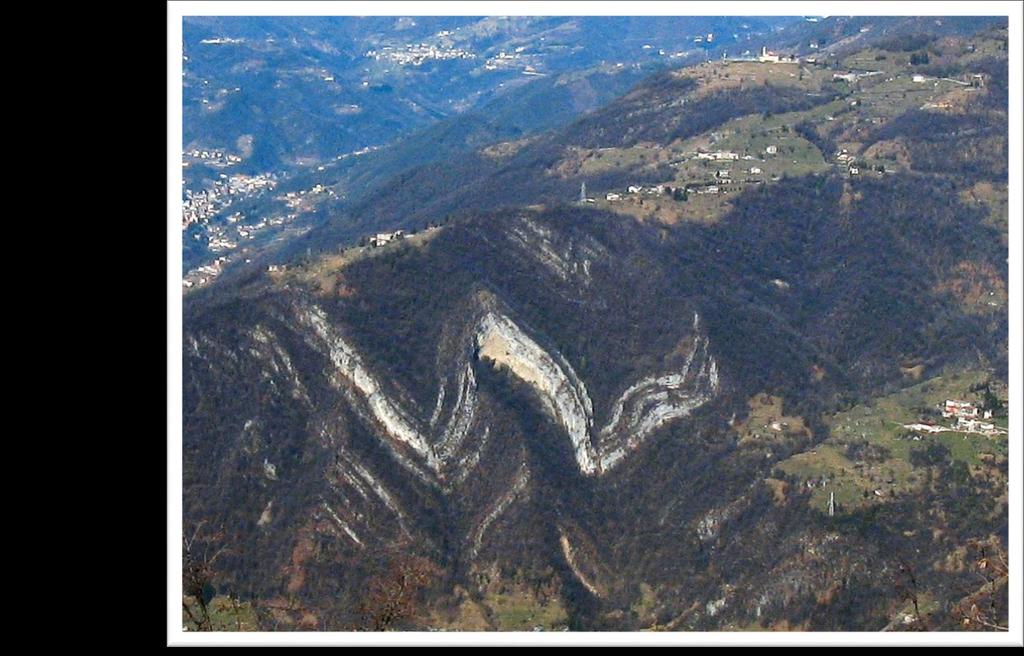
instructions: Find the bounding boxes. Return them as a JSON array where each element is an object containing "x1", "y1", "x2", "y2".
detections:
[
  {"x1": 828, "y1": 491, "x2": 835, "y2": 517},
  {"x1": 579, "y1": 181, "x2": 587, "y2": 202}
]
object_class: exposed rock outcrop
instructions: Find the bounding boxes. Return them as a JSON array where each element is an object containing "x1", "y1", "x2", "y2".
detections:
[{"x1": 287, "y1": 294, "x2": 719, "y2": 482}]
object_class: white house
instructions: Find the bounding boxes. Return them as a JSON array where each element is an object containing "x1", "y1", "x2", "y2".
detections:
[
  {"x1": 765, "y1": 145, "x2": 778, "y2": 155},
  {"x1": 757, "y1": 46, "x2": 795, "y2": 63},
  {"x1": 942, "y1": 399, "x2": 978, "y2": 419},
  {"x1": 902, "y1": 422, "x2": 944, "y2": 434},
  {"x1": 699, "y1": 151, "x2": 738, "y2": 161},
  {"x1": 371, "y1": 230, "x2": 406, "y2": 247},
  {"x1": 957, "y1": 417, "x2": 994, "y2": 433}
]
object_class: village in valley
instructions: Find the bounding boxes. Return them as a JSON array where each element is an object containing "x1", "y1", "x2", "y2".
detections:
[
  {"x1": 181, "y1": 178, "x2": 337, "y2": 291},
  {"x1": 180, "y1": 144, "x2": 389, "y2": 293},
  {"x1": 364, "y1": 42, "x2": 476, "y2": 68},
  {"x1": 181, "y1": 171, "x2": 278, "y2": 232}
]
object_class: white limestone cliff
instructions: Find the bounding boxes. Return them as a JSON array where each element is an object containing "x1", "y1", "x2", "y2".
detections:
[{"x1": 289, "y1": 300, "x2": 719, "y2": 483}]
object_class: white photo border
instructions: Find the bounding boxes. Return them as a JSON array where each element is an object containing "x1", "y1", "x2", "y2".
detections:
[{"x1": 168, "y1": 0, "x2": 1023, "y2": 646}]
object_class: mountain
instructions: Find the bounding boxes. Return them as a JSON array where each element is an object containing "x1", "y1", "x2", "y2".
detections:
[
  {"x1": 181, "y1": 20, "x2": 1009, "y2": 632},
  {"x1": 180, "y1": 14, "x2": 1006, "y2": 281}
]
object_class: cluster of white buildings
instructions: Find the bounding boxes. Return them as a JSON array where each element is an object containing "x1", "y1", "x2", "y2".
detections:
[
  {"x1": 755, "y1": 46, "x2": 798, "y2": 64},
  {"x1": 484, "y1": 48, "x2": 525, "y2": 70},
  {"x1": 696, "y1": 150, "x2": 740, "y2": 161},
  {"x1": 182, "y1": 173, "x2": 277, "y2": 230},
  {"x1": 604, "y1": 185, "x2": 669, "y2": 201},
  {"x1": 955, "y1": 417, "x2": 1000, "y2": 434},
  {"x1": 199, "y1": 37, "x2": 244, "y2": 45},
  {"x1": 365, "y1": 43, "x2": 475, "y2": 66},
  {"x1": 946, "y1": 399, "x2": 990, "y2": 422},
  {"x1": 599, "y1": 143, "x2": 783, "y2": 206},
  {"x1": 370, "y1": 230, "x2": 406, "y2": 247},
  {"x1": 727, "y1": 46, "x2": 798, "y2": 64},
  {"x1": 279, "y1": 184, "x2": 332, "y2": 211},
  {"x1": 901, "y1": 422, "x2": 945, "y2": 434},
  {"x1": 224, "y1": 213, "x2": 291, "y2": 243},
  {"x1": 835, "y1": 149, "x2": 860, "y2": 176},
  {"x1": 183, "y1": 149, "x2": 243, "y2": 168},
  {"x1": 184, "y1": 209, "x2": 303, "y2": 293},
  {"x1": 688, "y1": 145, "x2": 775, "y2": 166},
  {"x1": 833, "y1": 70, "x2": 884, "y2": 84},
  {"x1": 183, "y1": 256, "x2": 230, "y2": 290},
  {"x1": 900, "y1": 399, "x2": 1004, "y2": 437}
]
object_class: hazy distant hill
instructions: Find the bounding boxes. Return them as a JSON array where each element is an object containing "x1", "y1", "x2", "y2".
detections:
[{"x1": 182, "y1": 15, "x2": 798, "y2": 178}]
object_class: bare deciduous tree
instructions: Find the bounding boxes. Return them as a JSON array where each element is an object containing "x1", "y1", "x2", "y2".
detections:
[
  {"x1": 182, "y1": 521, "x2": 231, "y2": 632},
  {"x1": 358, "y1": 547, "x2": 439, "y2": 631},
  {"x1": 953, "y1": 539, "x2": 1009, "y2": 632},
  {"x1": 893, "y1": 558, "x2": 929, "y2": 631}
]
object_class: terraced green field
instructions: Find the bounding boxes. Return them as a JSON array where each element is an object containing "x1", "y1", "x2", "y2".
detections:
[{"x1": 776, "y1": 369, "x2": 1008, "y2": 514}]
